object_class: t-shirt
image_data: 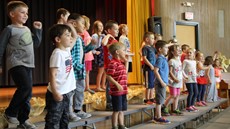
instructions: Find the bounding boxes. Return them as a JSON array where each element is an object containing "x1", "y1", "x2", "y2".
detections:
[
  {"x1": 48, "y1": 48, "x2": 76, "y2": 95},
  {"x1": 119, "y1": 35, "x2": 132, "y2": 62},
  {"x1": 168, "y1": 58, "x2": 183, "y2": 88},
  {"x1": 103, "y1": 38, "x2": 117, "y2": 69},
  {"x1": 81, "y1": 30, "x2": 94, "y2": 61},
  {"x1": 107, "y1": 58, "x2": 128, "y2": 96},
  {"x1": 154, "y1": 55, "x2": 169, "y2": 85},
  {"x1": 183, "y1": 59, "x2": 197, "y2": 83},
  {"x1": 0, "y1": 25, "x2": 42, "y2": 70},
  {"x1": 142, "y1": 45, "x2": 156, "y2": 71},
  {"x1": 181, "y1": 52, "x2": 187, "y2": 62}
]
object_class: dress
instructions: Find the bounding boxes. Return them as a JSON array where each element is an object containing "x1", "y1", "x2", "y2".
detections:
[{"x1": 206, "y1": 66, "x2": 218, "y2": 102}]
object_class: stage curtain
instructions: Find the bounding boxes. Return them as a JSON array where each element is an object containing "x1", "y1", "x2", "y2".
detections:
[{"x1": 127, "y1": 0, "x2": 151, "y2": 84}]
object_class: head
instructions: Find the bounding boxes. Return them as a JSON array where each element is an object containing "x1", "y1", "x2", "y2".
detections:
[
  {"x1": 168, "y1": 44, "x2": 181, "y2": 61},
  {"x1": 48, "y1": 24, "x2": 72, "y2": 48},
  {"x1": 204, "y1": 56, "x2": 213, "y2": 66},
  {"x1": 56, "y1": 8, "x2": 70, "y2": 24},
  {"x1": 181, "y1": 44, "x2": 189, "y2": 53},
  {"x1": 155, "y1": 40, "x2": 168, "y2": 56},
  {"x1": 213, "y1": 59, "x2": 220, "y2": 67},
  {"x1": 7, "y1": 1, "x2": 28, "y2": 25},
  {"x1": 92, "y1": 20, "x2": 103, "y2": 34},
  {"x1": 186, "y1": 48, "x2": 195, "y2": 60},
  {"x1": 104, "y1": 20, "x2": 119, "y2": 37},
  {"x1": 143, "y1": 32, "x2": 155, "y2": 46},
  {"x1": 195, "y1": 51, "x2": 204, "y2": 61},
  {"x1": 108, "y1": 42, "x2": 126, "y2": 60},
  {"x1": 68, "y1": 13, "x2": 85, "y2": 33},
  {"x1": 119, "y1": 24, "x2": 128, "y2": 36},
  {"x1": 82, "y1": 15, "x2": 90, "y2": 30}
]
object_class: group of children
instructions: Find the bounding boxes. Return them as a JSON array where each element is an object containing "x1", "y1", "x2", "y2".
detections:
[{"x1": 0, "y1": 1, "x2": 222, "y2": 129}]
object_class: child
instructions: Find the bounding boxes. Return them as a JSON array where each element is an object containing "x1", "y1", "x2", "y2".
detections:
[
  {"x1": 91, "y1": 20, "x2": 106, "y2": 92},
  {"x1": 205, "y1": 56, "x2": 218, "y2": 102},
  {"x1": 102, "y1": 20, "x2": 119, "y2": 110},
  {"x1": 141, "y1": 32, "x2": 156, "y2": 104},
  {"x1": 45, "y1": 24, "x2": 76, "y2": 129},
  {"x1": 107, "y1": 42, "x2": 128, "y2": 129},
  {"x1": 180, "y1": 44, "x2": 189, "y2": 63},
  {"x1": 119, "y1": 24, "x2": 134, "y2": 72},
  {"x1": 68, "y1": 13, "x2": 95, "y2": 121},
  {"x1": 196, "y1": 51, "x2": 208, "y2": 106},
  {"x1": 213, "y1": 59, "x2": 222, "y2": 89},
  {"x1": 162, "y1": 45, "x2": 184, "y2": 116},
  {"x1": 183, "y1": 48, "x2": 199, "y2": 112},
  {"x1": 56, "y1": 8, "x2": 70, "y2": 24},
  {"x1": 81, "y1": 15, "x2": 95, "y2": 94},
  {"x1": 0, "y1": 1, "x2": 42, "y2": 128},
  {"x1": 153, "y1": 40, "x2": 170, "y2": 123}
]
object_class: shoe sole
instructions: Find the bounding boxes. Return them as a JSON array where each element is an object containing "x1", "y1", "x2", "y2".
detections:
[
  {"x1": 2, "y1": 114, "x2": 19, "y2": 124},
  {"x1": 152, "y1": 120, "x2": 171, "y2": 124}
]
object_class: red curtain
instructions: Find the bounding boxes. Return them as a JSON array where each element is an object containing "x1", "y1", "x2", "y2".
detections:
[{"x1": 151, "y1": 0, "x2": 155, "y2": 16}]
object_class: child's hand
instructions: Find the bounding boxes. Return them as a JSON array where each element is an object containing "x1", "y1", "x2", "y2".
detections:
[
  {"x1": 174, "y1": 78, "x2": 179, "y2": 83},
  {"x1": 161, "y1": 83, "x2": 167, "y2": 87},
  {"x1": 150, "y1": 66, "x2": 154, "y2": 71},
  {"x1": 33, "y1": 21, "x2": 42, "y2": 29},
  {"x1": 91, "y1": 38, "x2": 97, "y2": 45},
  {"x1": 95, "y1": 51, "x2": 101, "y2": 55},
  {"x1": 117, "y1": 84, "x2": 123, "y2": 91},
  {"x1": 53, "y1": 92, "x2": 63, "y2": 102}
]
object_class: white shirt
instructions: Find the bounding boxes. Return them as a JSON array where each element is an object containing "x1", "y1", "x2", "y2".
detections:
[
  {"x1": 183, "y1": 59, "x2": 197, "y2": 83},
  {"x1": 168, "y1": 58, "x2": 183, "y2": 88},
  {"x1": 48, "y1": 48, "x2": 76, "y2": 94}
]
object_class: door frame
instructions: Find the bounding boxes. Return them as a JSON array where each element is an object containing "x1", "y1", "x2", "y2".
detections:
[{"x1": 173, "y1": 21, "x2": 200, "y2": 50}]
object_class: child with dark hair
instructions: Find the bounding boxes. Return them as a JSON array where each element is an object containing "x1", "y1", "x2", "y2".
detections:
[
  {"x1": 205, "y1": 56, "x2": 218, "y2": 102},
  {"x1": 56, "y1": 8, "x2": 70, "y2": 24}
]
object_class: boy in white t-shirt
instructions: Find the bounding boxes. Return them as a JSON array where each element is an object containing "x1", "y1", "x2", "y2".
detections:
[{"x1": 45, "y1": 24, "x2": 77, "y2": 129}]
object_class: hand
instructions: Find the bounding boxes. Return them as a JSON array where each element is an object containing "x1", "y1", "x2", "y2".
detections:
[
  {"x1": 150, "y1": 66, "x2": 154, "y2": 71},
  {"x1": 91, "y1": 38, "x2": 97, "y2": 45},
  {"x1": 117, "y1": 84, "x2": 123, "y2": 91},
  {"x1": 33, "y1": 21, "x2": 42, "y2": 29},
  {"x1": 95, "y1": 51, "x2": 101, "y2": 55},
  {"x1": 174, "y1": 79, "x2": 179, "y2": 83},
  {"x1": 53, "y1": 92, "x2": 63, "y2": 101},
  {"x1": 162, "y1": 83, "x2": 167, "y2": 87}
]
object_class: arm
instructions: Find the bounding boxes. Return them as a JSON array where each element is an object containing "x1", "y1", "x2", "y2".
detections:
[
  {"x1": 182, "y1": 61, "x2": 188, "y2": 79},
  {"x1": 0, "y1": 27, "x2": 11, "y2": 67},
  {"x1": 102, "y1": 34, "x2": 114, "y2": 46},
  {"x1": 32, "y1": 21, "x2": 43, "y2": 48},
  {"x1": 66, "y1": 23, "x2": 78, "y2": 49},
  {"x1": 139, "y1": 41, "x2": 145, "y2": 56},
  {"x1": 197, "y1": 61, "x2": 209, "y2": 70},
  {"x1": 143, "y1": 56, "x2": 154, "y2": 70},
  {"x1": 106, "y1": 74, "x2": 123, "y2": 91},
  {"x1": 169, "y1": 65, "x2": 179, "y2": 83},
  {"x1": 154, "y1": 67, "x2": 167, "y2": 87},
  {"x1": 206, "y1": 66, "x2": 212, "y2": 84},
  {"x1": 49, "y1": 67, "x2": 63, "y2": 101}
]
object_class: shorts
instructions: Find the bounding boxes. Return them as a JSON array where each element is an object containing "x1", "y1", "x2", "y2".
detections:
[
  {"x1": 155, "y1": 82, "x2": 166, "y2": 105},
  {"x1": 169, "y1": 86, "x2": 181, "y2": 96},
  {"x1": 85, "y1": 61, "x2": 92, "y2": 71},
  {"x1": 144, "y1": 70, "x2": 155, "y2": 89},
  {"x1": 111, "y1": 95, "x2": 127, "y2": 111}
]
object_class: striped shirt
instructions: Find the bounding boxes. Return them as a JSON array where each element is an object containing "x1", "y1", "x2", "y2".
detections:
[{"x1": 107, "y1": 58, "x2": 128, "y2": 96}]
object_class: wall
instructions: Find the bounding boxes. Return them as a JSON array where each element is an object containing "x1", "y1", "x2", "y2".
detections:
[{"x1": 154, "y1": 0, "x2": 230, "y2": 58}]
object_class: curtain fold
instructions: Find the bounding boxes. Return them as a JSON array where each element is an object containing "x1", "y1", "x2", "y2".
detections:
[{"x1": 127, "y1": 0, "x2": 151, "y2": 84}]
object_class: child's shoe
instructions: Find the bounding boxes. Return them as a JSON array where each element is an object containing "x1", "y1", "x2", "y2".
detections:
[
  {"x1": 86, "y1": 89, "x2": 95, "y2": 94},
  {"x1": 162, "y1": 107, "x2": 170, "y2": 116},
  {"x1": 144, "y1": 99, "x2": 153, "y2": 105},
  {"x1": 150, "y1": 98, "x2": 156, "y2": 103},
  {"x1": 118, "y1": 125, "x2": 129, "y2": 129},
  {"x1": 191, "y1": 105, "x2": 199, "y2": 112},
  {"x1": 186, "y1": 106, "x2": 194, "y2": 112},
  {"x1": 17, "y1": 120, "x2": 36, "y2": 129},
  {"x1": 172, "y1": 109, "x2": 183, "y2": 116},
  {"x1": 201, "y1": 101, "x2": 207, "y2": 106},
  {"x1": 153, "y1": 117, "x2": 171, "y2": 124},
  {"x1": 3, "y1": 112, "x2": 19, "y2": 124},
  {"x1": 196, "y1": 101, "x2": 204, "y2": 106}
]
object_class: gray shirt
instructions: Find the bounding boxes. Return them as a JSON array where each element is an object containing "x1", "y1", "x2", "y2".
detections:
[{"x1": 0, "y1": 25, "x2": 42, "y2": 70}]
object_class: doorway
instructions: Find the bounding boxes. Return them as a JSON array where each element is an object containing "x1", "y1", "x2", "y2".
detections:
[{"x1": 174, "y1": 21, "x2": 200, "y2": 50}]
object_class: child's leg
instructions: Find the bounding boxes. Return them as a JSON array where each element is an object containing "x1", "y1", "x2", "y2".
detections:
[
  {"x1": 197, "y1": 84, "x2": 202, "y2": 102},
  {"x1": 186, "y1": 83, "x2": 194, "y2": 107},
  {"x1": 96, "y1": 67, "x2": 104, "y2": 89},
  {"x1": 200, "y1": 84, "x2": 206, "y2": 101},
  {"x1": 101, "y1": 70, "x2": 106, "y2": 89},
  {"x1": 85, "y1": 70, "x2": 90, "y2": 90},
  {"x1": 118, "y1": 111, "x2": 124, "y2": 126},
  {"x1": 145, "y1": 88, "x2": 150, "y2": 100},
  {"x1": 5, "y1": 66, "x2": 32, "y2": 124},
  {"x1": 150, "y1": 88, "x2": 155, "y2": 99},
  {"x1": 60, "y1": 92, "x2": 72, "y2": 129},
  {"x1": 191, "y1": 83, "x2": 198, "y2": 106},
  {"x1": 73, "y1": 80, "x2": 85, "y2": 111},
  {"x1": 112, "y1": 112, "x2": 119, "y2": 127},
  {"x1": 156, "y1": 104, "x2": 162, "y2": 118},
  {"x1": 173, "y1": 95, "x2": 179, "y2": 110}
]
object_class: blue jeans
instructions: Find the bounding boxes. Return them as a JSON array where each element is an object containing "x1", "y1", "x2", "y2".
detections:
[
  {"x1": 186, "y1": 83, "x2": 198, "y2": 107},
  {"x1": 197, "y1": 84, "x2": 206, "y2": 102},
  {"x1": 5, "y1": 66, "x2": 32, "y2": 124}
]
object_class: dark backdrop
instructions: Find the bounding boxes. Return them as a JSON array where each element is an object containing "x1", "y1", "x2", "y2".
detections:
[{"x1": 0, "y1": 0, "x2": 127, "y2": 86}]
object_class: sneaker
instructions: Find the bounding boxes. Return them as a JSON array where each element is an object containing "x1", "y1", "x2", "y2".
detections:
[
  {"x1": 201, "y1": 101, "x2": 207, "y2": 106},
  {"x1": 186, "y1": 106, "x2": 194, "y2": 112},
  {"x1": 118, "y1": 125, "x2": 129, "y2": 129},
  {"x1": 17, "y1": 120, "x2": 36, "y2": 129},
  {"x1": 191, "y1": 106, "x2": 199, "y2": 112},
  {"x1": 153, "y1": 117, "x2": 171, "y2": 124},
  {"x1": 95, "y1": 88, "x2": 105, "y2": 92},
  {"x1": 150, "y1": 98, "x2": 156, "y2": 103},
  {"x1": 144, "y1": 100, "x2": 154, "y2": 105},
  {"x1": 69, "y1": 112, "x2": 81, "y2": 122},
  {"x1": 172, "y1": 109, "x2": 183, "y2": 115},
  {"x1": 86, "y1": 89, "x2": 95, "y2": 94},
  {"x1": 162, "y1": 107, "x2": 170, "y2": 116},
  {"x1": 3, "y1": 113, "x2": 19, "y2": 124},
  {"x1": 75, "y1": 111, "x2": 92, "y2": 119},
  {"x1": 196, "y1": 102, "x2": 204, "y2": 106}
]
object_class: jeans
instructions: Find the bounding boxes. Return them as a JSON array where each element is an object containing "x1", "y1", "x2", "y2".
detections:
[
  {"x1": 186, "y1": 83, "x2": 198, "y2": 107},
  {"x1": 197, "y1": 84, "x2": 206, "y2": 102},
  {"x1": 5, "y1": 66, "x2": 33, "y2": 124}
]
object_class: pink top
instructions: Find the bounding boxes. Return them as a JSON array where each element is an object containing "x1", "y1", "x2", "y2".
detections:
[{"x1": 80, "y1": 30, "x2": 94, "y2": 61}]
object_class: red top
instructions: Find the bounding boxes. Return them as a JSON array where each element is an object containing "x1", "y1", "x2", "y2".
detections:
[
  {"x1": 214, "y1": 67, "x2": 221, "y2": 77},
  {"x1": 107, "y1": 58, "x2": 128, "y2": 96},
  {"x1": 181, "y1": 53, "x2": 187, "y2": 63},
  {"x1": 103, "y1": 38, "x2": 118, "y2": 69}
]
